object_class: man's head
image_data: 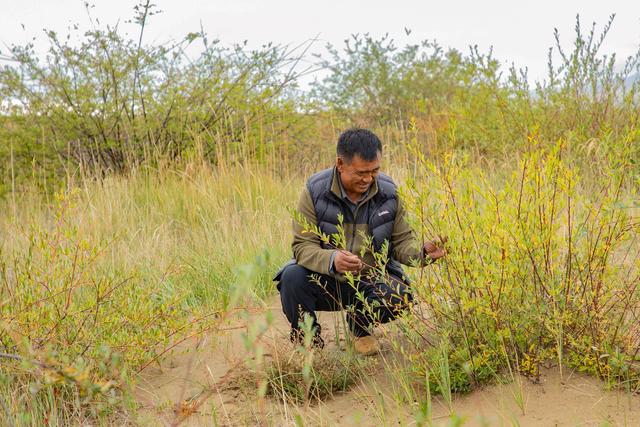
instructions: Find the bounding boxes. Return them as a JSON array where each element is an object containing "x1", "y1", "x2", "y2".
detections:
[{"x1": 336, "y1": 128, "x2": 382, "y2": 197}]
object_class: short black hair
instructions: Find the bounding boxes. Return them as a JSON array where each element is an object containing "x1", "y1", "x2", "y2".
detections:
[{"x1": 336, "y1": 128, "x2": 382, "y2": 162}]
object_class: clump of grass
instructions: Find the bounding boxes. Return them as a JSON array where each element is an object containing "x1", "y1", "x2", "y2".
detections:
[
  {"x1": 263, "y1": 345, "x2": 373, "y2": 405},
  {"x1": 229, "y1": 313, "x2": 374, "y2": 409},
  {"x1": 0, "y1": 347, "x2": 129, "y2": 425}
]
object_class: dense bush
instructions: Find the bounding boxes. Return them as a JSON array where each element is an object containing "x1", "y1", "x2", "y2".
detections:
[
  {"x1": 0, "y1": 1, "x2": 313, "y2": 193},
  {"x1": 3, "y1": 13, "x2": 639, "y2": 193},
  {"x1": 398, "y1": 140, "x2": 639, "y2": 393}
]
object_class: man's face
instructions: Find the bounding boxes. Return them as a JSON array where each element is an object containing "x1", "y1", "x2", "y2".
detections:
[{"x1": 336, "y1": 153, "x2": 381, "y2": 196}]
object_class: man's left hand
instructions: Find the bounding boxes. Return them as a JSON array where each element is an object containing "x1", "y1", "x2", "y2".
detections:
[{"x1": 424, "y1": 239, "x2": 446, "y2": 263}]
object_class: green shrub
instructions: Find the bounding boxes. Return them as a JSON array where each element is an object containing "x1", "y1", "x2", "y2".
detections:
[{"x1": 399, "y1": 138, "x2": 639, "y2": 394}]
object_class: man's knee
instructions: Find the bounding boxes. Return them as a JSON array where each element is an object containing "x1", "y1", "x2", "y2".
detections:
[{"x1": 279, "y1": 264, "x2": 313, "y2": 297}]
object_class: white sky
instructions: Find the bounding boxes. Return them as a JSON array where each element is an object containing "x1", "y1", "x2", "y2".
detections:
[{"x1": 1, "y1": 0, "x2": 639, "y2": 84}]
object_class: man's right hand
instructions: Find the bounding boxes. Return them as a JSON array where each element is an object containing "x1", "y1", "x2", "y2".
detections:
[{"x1": 333, "y1": 250, "x2": 363, "y2": 273}]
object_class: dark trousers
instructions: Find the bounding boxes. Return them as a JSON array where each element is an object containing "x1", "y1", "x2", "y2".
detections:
[{"x1": 277, "y1": 264, "x2": 412, "y2": 338}]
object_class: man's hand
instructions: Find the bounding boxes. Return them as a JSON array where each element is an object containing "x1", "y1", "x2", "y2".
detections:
[
  {"x1": 333, "y1": 250, "x2": 363, "y2": 273},
  {"x1": 424, "y1": 238, "x2": 447, "y2": 263}
]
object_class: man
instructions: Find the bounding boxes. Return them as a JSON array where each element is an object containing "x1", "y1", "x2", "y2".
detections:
[{"x1": 275, "y1": 128, "x2": 445, "y2": 355}]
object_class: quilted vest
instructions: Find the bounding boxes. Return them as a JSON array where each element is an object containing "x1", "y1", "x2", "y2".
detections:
[{"x1": 306, "y1": 168, "x2": 407, "y2": 282}]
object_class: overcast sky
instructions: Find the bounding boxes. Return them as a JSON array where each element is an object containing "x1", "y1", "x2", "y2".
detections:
[{"x1": 1, "y1": 0, "x2": 639, "y2": 84}]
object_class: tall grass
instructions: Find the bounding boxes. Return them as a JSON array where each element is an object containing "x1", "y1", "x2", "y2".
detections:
[{"x1": 0, "y1": 163, "x2": 300, "y2": 424}]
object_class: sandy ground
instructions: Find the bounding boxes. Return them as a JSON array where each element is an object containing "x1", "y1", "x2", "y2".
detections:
[{"x1": 135, "y1": 298, "x2": 640, "y2": 426}]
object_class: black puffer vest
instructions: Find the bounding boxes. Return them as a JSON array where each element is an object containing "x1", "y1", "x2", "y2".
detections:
[{"x1": 307, "y1": 168, "x2": 408, "y2": 283}]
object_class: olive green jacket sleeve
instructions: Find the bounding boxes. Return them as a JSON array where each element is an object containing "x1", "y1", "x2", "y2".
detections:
[
  {"x1": 291, "y1": 187, "x2": 335, "y2": 275},
  {"x1": 390, "y1": 198, "x2": 426, "y2": 266}
]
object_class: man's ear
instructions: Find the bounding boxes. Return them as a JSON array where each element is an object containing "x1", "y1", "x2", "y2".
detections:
[{"x1": 336, "y1": 156, "x2": 344, "y2": 172}]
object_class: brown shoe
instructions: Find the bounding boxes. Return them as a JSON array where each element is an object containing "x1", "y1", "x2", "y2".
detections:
[{"x1": 353, "y1": 335, "x2": 379, "y2": 356}]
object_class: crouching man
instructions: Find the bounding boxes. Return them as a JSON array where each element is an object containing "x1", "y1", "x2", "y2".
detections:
[{"x1": 274, "y1": 128, "x2": 445, "y2": 355}]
